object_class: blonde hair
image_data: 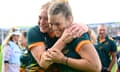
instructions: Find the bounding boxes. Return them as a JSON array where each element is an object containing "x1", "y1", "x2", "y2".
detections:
[
  {"x1": 48, "y1": 1, "x2": 72, "y2": 19},
  {"x1": 40, "y1": 0, "x2": 68, "y2": 10},
  {"x1": 40, "y1": 1, "x2": 51, "y2": 10},
  {"x1": 88, "y1": 29, "x2": 97, "y2": 44},
  {"x1": 2, "y1": 27, "x2": 18, "y2": 47}
]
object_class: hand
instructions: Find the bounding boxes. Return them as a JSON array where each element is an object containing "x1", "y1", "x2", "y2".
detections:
[
  {"x1": 107, "y1": 68, "x2": 110, "y2": 72},
  {"x1": 40, "y1": 52, "x2": 53, "y2": 69},
  {"x1": 102, "y1": 67, "x2": 110, "y2": 72},
  {"x1": 47, "y1": 49, "x2": 66, "y2": 64},
  {"x1": 68, "y1": 23, "x2": 88, "y2": 38},
  {"x1": 60, "y1": 28, "x2": 73, "y2": 44}
]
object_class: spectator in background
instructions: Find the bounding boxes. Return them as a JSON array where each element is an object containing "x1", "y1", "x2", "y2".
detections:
[
  {"x1": 19, "y1": 31, "x2": 42, "y2": 72},
  {"x1": 116, "y1": 32, "x2": 120, "y2": 72},
  {"x1": 116, "y1": 32, "x2": 120, "y2": 51},
  {"x1": 3, "y1": 28, "x2": 21, "y2": 72},
  {"x1": 19, "y1": 31, "x2": 29, "y2": 72},
  {"x1": 95, "y1": 24, "x2": 117, "y2": 72}
]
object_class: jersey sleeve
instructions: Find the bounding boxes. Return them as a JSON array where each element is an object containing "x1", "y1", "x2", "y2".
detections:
[
  {"x1": 74, "y1": 33, "x2": 92, "y2": 53},
  {"x1": 27, "y1": 26, "x2": 45, "y2": 50}
]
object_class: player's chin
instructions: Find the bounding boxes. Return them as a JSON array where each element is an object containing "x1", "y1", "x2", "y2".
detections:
[
  {"x1": 54, "y1": 31, "x2": 62, "y2": 37},
  {"x1": 40, "y1": 28, "x2": 49, "y2": 33}
]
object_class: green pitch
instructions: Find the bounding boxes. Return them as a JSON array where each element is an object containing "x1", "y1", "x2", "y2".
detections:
[
  {"x1": 0, "y1": 45, "x2": 3, "y2": 72},
  {"x1": 112, "y1": 63, "x2": 117, "y2": 72}
]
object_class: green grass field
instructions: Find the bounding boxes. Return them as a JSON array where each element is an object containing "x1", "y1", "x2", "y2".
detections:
[
  {"x1": 0, "y1": 45, "x2": 3, "y2": 72},
  {"x1": 112, "y1": 63, "x2": 117, "y2": 72}
]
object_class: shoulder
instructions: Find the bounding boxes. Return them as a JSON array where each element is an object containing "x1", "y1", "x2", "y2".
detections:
[
  {"x1": 78, "y1": 33, "x2": 90, "y2": 41},
  {"x1": 108, "y1": 36, "x2": 114, "y2": 41},
  {"x1": 7, "y1": 41, "x2": 13, "y2": 47},
  {"x1": 27, "y1": 25, "x2": 44, "y2": 39},
  {"x1": 74, "y1": 33, "x2": 91, "y2": 53},
  {"x1": 107, "y1": 36, "x2": 116, "y2": 44},
  {"x1": 4, "y1": 43, "x2": 12, "y2": 51},
  {"x1": 27, "y1": 26, "x2": 45, "y2": 48},
  {"x1": 72, "y1": 33, "x2": 91, "y2": 46},
  {"x1": 106, "y1": 36, "x2": 117, "y2": 48},
  {"x1": 28, "y1": 25, "x2": 40, "y2": 33}
]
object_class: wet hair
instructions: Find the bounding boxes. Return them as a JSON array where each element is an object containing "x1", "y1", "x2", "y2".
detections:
[{"x1": 48, "y1": 2, "x2": 72, "y2": 18}]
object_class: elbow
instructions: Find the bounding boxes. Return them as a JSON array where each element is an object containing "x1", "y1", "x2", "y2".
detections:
[
  {"x1": 91, "y1": 60, "x2": 102, "y2": 72},
  {"x1": 83, "y1": 60, "x2": 102, "y2": 72},
  {"x1": 86, "y1": 57, "x2": 102, "y2": 72},
  {"x1": 88, "y1": 63, "x2": 101, "y2": 72},
  {"x1": 94, "y1": 63, "x2": 102, "y2": 72}
]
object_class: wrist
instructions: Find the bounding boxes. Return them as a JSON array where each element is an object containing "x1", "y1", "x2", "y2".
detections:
[
  {"x1": 59, "y1": 38, "x2": 66, "y2": 46},
  {"x1": 61, "y1": 56, "x2": 68, "y2": 65},
  {"x1": 107, "y1": 68, "x2": 110, "y2": 72}
]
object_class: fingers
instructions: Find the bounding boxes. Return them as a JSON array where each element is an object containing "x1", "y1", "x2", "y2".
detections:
[
  {"x1": 80, "y1": 24, "x2": 88, "y2": 32},
  {"x1": 68, "y1": 24, "x2": 76, "y2": 31},
  {"x1": 68, "y1": 24, "x2": 80, "y2": 38},
  {"x1": 44, "y1": 57, "x2": 52, "y2": 61},
  {"x1": 47, "y1": 49, "x2": 61, "y2": 58},
  {"x1": 68, "y1": 23, "x2": 88, "y2": 38},
  {"x1": 78, "y1": 24, "x2": 88, "y2": 37},
  {"x1": 61, "y1": 29, "x2": 73, "y2": 44},
  {"x1": 47, "y1": 49, "x2": 56, "y2": 58},
  {"x1": 43, "y1": 52, "x2": 52, "y2": 61},
  {"x1": 72, "y1": 26, "x2": 80, "y2": 38},
  {"x1": 64, "y1": 28, "x2": 71, "y2": 34},
  {"x1": 48, "y1": 49, "x2": 59, "y2": 55},
  {"x1": 47, "y1": 49, "x2": 65, "y2": 63}
]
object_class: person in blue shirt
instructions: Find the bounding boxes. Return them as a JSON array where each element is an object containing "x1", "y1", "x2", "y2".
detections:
[{"x1": 3, "y1": 28, "x2": 21, "y2": 72}]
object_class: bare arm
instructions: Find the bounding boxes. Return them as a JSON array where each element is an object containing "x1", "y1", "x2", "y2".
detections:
[
  {"x1": 32, "y1": 28, "x2": 74, "y2": 69},
  {"x1": 30, "y1": 38, "x2": 66, "y2": 68},
  {"x1": 30, "y1": 45, "x2": 46, "y2": 66},
  {"x1": 47, "y1": 44, "x2": 101, "y2": 72},
  {"x1": 69, "y1": 23, "x2": 88, "y2": 38},
  {"x1": 66, "y1": 44, "x2": 101, "y2": 72},
  {"x1": 31, "y1": 23, "x2": 88, "y2": 69},
  {"x1": 4, "y1": 63, "x2": 8, "y2": 72},
  {"x1": 108, "y1": 52, "x2": 116, "y2": 71}
]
